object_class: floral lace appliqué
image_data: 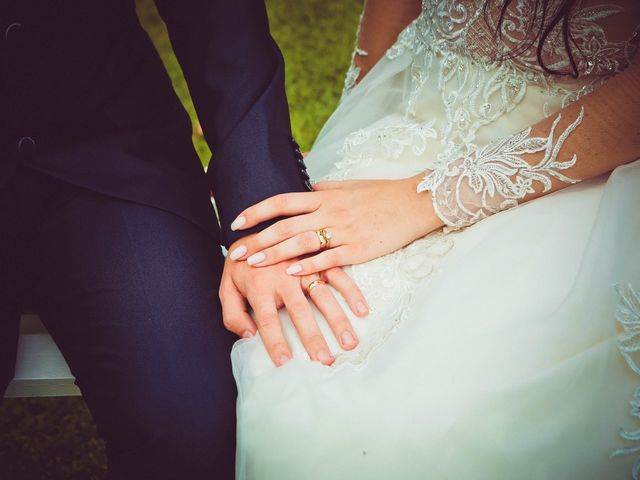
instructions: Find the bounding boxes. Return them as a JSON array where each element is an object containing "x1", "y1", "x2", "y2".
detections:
[
  {"x1": 321, "y1": 121, "x2": 438, "y2": 181},
  {"x1": 611, "y1": 284, "x2": 640, "y2": 480},
  {"x1": 332, "y1": 232, "x2": 455, "y2": 368},
  {"x1": 418, "y1": 107, "x2": 583, "y2": 228}
]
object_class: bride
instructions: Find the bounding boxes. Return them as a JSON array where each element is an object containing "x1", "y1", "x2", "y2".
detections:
[{"x1": 226, "y1": 0, "x2": 640, "y2": 478}]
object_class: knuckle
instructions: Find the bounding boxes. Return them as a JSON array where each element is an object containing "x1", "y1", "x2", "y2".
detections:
[
  {"x1": 273, "y1": 194, "x2": 289, "y2": 210},
  {"x1": 304, "y1": 333, "x2": 326, "y2": 348},
  {"x1": 298, "y1": 233, "x2": 314, "y2": 251},
  {"x1": 267, "y1": 341, "x2": 288, "y2": 354},
  {"x1": 329, "y1": 314, "x2": 349, "y2": 328},
  {"x1": 304, "y1": 257, "x2": 317, "y2": 271},
  {"x1": 322, "y1": 267, "x2": 339, "y2": 282},
  {"x1": 345, "y1": 285, "x2": 360, "y2": 299},
  {"x1": 254, "y1": 230, "x2": 270, "y2": 246},
  {"x1": 333, "y1": 205, "x2": 349, "y2": 221},
  {"x1": 289, "y1": 300, "x2": 310, "y2": 316},
  {"x1": 330, "y1": 249, "x2": 345, "y2": 264},
  {"x1": 273, "y1": 220, "x2": 291, "y2": 237},
  {"x1": 256, "y1": 311, "x2": 277, "y2": 326},
  {"x1": 222, "y1": 317, "x2": 237, "y2": 331},
  {"x1": 219, "y1": 284, "x2": 233, "y2": 299}
]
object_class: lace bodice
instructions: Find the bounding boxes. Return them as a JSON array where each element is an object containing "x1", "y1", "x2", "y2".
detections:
[
  {"x1": 411, "y1": 0, "x2": 639, "y2": 78},
  {"x1": 344, "y1": 0, "x2": 639, "y2": 128}
]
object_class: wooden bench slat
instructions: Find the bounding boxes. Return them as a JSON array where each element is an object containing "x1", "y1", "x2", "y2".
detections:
[{"x1": 5, "y1": 321, "x2": 80, "y2": 398}]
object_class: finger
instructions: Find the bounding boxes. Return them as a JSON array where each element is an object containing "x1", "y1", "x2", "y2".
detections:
[
  {"x1": 313, "y1": 180, "x2": 360, "y2": 191},
  {"x1": 281, "y1": 286, "x2": 335, "y2": 365},
  {"x1": 248, "y1": 230, "x2": 342, "y2": 268},
  {"x1": 249, "y1": 294, "x2": 292, "y2": 367},
  {"x1": 231, "y1": 214, "x2": 319, "y2": 261},
  {"x1": 324, "y1": 267, "x2": 369, "y2": 317},
  {"x1": 285, "y1": 247, "x2": 351, "y2": 276},
  {"x1": 231, "y1": 192, "x2": 321, "y2": 231},
  {"x1": 220, "y1": 282, "x2": 257, "y2": 338},
  {"x1": 306, "y1": 278, "x2": 359, "y2": 350}
]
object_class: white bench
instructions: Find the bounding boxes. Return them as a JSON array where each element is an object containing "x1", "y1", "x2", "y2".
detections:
[{"x1": 4, "y1": 315, "x2": 80, "y2": 398}]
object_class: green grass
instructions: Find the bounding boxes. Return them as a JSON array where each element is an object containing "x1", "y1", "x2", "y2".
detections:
[
  {"x1": 0, "y1": 1, "x2": 360, "y2": 478},
  {"x1": 137, "y1": 0, "x2": 361, "y2": 163}
]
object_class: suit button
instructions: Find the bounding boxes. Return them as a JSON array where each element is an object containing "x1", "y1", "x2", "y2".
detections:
[
  {"x1": 5, "y1": 22, "x2": 22, "y2": 40},
  {"x1": 17, "y1": 136, "x2": 36, "y2": 156},
  {"x1": 290, "y1": 137, "x2": 303, "y2": 158}
]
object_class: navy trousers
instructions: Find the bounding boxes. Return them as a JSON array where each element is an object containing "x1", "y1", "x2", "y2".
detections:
[{"x1": 0, "y1": 165, "x2": 236, "y2": 479}]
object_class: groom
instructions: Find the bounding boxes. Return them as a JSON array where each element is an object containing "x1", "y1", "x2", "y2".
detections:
[{"x1": 0, "y1": 1, "x2": 341, "y2": 478}]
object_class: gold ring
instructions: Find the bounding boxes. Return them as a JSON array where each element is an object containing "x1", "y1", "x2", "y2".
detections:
[
  {"x1": 306, "y1": 279, "x2": 327, "y2": 294},
  {"x1": 315, "y1": 229, "x2": 332, "y2": 250}
]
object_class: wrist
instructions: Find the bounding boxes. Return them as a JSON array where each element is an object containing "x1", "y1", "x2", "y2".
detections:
[{"x1": 404, "y1": 173, "x2": 444, "y2": 238}]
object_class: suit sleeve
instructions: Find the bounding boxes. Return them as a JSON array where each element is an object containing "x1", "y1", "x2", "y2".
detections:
[{"x1": 154, "y1": 0, "x2": 311, "y2": 247}]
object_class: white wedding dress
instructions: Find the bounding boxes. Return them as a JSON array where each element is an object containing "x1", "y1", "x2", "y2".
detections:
[{"x1": 232, "y1": 1, "x2": 640, "y2": 478}]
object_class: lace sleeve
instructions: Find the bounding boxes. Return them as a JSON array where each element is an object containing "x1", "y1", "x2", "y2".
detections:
[{"x1": 418, "y1": 107, "x2": 585, "y2": 229}]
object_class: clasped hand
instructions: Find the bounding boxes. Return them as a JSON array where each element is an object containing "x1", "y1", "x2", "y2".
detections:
[
  {"x1": 220, "y1": 234, "x2": 368, "y2": 367},
  {"x1": 228, "y1": 175, "x2": 441, "y2": 275},
  {"x1": 221, "y1": 175, "x2": 441, "y2": 367}
]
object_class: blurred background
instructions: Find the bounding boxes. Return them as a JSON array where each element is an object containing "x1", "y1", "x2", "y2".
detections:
[{"x1": 0, "y1": 0, "x2": 360, "y2": 478}]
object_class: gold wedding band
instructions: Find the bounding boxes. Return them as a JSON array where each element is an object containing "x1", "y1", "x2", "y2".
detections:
[
  {"x1": 315, "y1": 228, "x2": 332, "y2": 250},
  {"x1": 306, "y1": 279, "x2": 327, "y2": 294}
]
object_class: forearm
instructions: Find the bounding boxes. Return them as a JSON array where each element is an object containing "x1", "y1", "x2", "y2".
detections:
[
  {"x1": 155, "y1": 0, "x2": 308, "y2": 246},
  {"x1": 520, "y1": 62, "x2": 639, "y2": 197},
  {"x1": 421, "y1": 60, "x2": 640, "y2": 229}
]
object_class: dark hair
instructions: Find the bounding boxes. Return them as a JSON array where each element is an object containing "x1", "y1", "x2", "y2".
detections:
[{"x1": 488, "y1": 0, "x2": 580, "y2": 77}]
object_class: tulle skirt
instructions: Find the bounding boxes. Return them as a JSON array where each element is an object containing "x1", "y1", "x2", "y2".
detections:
[
  {"x1": 232, "y1": 158, "x2": 640, "y2": 479},
  {"x1": 232, "y1": 14, "x2": 640, "y2": 475}
]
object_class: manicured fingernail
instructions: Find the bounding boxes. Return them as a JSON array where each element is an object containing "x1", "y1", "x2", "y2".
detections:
[
  {"x1": 230, "y1": 215, "x2": 246, "y2": 231},
  {"x1": 242, "y1": 330, "x2": 253, "y2": 339},
  {"x1": 229, "y1": 245, "x2": 247, "y2": 260},
  {"x1": 286, "y1": 264, "x2": 303, "y2": 275},
  {"x1": 356, "y1": 301, "x2": 368, "y2": 315},
  {"x1": 278, "y1": 354, "x2": 290, "y2": 366},
  {"x1": 247, "y1": 252, "x2": 266, "y2": 266},
  {"x1": 316, "y1": 349, "x2": 333, "y2": 364},
  {"x1": 340, "y1": 330, "x2": 356, "y2": 347}
]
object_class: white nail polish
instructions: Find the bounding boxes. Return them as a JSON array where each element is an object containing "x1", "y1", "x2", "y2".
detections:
[
  {"x1": 247, "y1": 252, "x2": 266, "y2": 266},
  {"x1": 230, "y1": 215, "x2": 246, "y2": 231},
  {"x1": 286, "y1": 264, "x2": 303, "y2": 275},
  {"x1": 242, "y1": 331, "x2": 254, "y2": 339},
  {"x1": 341, "y1": 330, "x2": 356, "y2": 347},
  {"x1": 316, "y1": 349, "x2": 334, "y2": 364},
  {"x1": 229, "y1": 245, "x2": 247, "y2": 260},
  {"x1": 356, "y1": 301, "x2": 368, "y2": 315},
  {"x1": 278, "y1": 354, "x2": 291, "y2": 366}
]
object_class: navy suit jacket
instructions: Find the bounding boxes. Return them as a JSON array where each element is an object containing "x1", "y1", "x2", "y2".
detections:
[{"x1": 1, "y1": 0, "x2": 310, "y2": 247}]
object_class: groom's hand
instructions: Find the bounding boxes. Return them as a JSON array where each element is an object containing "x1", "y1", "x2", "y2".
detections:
[{"x1": 220, "y1": 237, "x2": 368, "y2": 367}]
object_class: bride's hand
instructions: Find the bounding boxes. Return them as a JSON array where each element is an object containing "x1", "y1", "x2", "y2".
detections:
[{"x1": 227, "y1": 174, "x2": 444, "y2": 276}]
